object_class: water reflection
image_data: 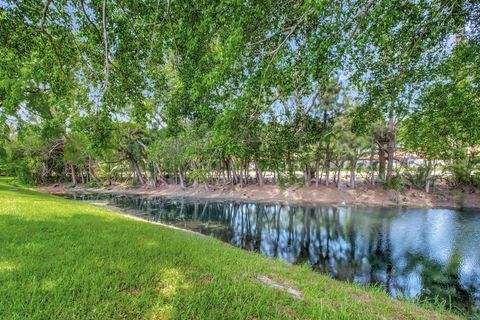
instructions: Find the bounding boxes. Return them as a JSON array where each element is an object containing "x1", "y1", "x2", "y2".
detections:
[{"x1": 69, "y1": 193, "x2": 480, "y2": 316}]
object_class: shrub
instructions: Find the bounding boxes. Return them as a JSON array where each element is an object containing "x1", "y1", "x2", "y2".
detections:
[
  {"x1": 473, "y1": 174, "x2": 480, "y2": 189},
  {"x1": 85, "y1": 180, "x2": 99, "y2": 188},
  {"x1": 446, "y1": 157, "x2": 480, "y2": 189},
  {"x1": 403, "y1": 165, "x2": 437, "y2": 190},
  {"x1": 378, "y1": 175, "x2": 404, "y2": 191}
]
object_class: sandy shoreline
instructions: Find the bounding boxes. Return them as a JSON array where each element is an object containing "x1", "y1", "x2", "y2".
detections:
[{"x1": 39, "y1": 183, "x2": 480, "y2": 210}]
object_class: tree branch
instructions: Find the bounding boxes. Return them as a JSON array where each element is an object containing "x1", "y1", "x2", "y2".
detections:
[
  {"x1": 80, "y1": 0, "x2": 103, "y2": 43},
  {"x1": 101, "y1": 0, "x2": 109, "y2": 98},
  {"x1": 40, "y1": 0, "x2": 52, "y2": 29}
]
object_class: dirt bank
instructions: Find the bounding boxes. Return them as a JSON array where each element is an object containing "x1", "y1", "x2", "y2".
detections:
[{"x1": 39, "y1": 183, "x2": 480, "y2": 210}]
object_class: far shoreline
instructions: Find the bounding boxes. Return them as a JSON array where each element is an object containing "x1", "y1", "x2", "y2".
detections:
[{"x1": 39, "y1": 183, "x2": 480, "y2": 211}]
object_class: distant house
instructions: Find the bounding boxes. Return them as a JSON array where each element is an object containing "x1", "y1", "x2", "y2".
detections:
[
  {"x1": 357, "y1": 149, "x2": 425, "y2": 169},
  {"x1": 467, "y1": 146, "x2": 480, "y2": 156}
]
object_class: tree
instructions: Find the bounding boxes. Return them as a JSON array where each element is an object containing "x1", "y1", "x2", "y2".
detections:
[{"x1": 1, "y1": 0, "x2": 478, "y2": 190}]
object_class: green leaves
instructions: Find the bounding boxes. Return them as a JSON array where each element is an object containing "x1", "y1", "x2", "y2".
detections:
[
  {"x1": 401, "y1": 40, "x2": 480, "y2": 160},
  {"x1": 1, "y1": 0, "x2": 478, "y2": 187}
]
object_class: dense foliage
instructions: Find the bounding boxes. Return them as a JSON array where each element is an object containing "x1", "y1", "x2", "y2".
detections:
[{"x1": 0, "y1": 0, "x2": 479, "y2": 190}]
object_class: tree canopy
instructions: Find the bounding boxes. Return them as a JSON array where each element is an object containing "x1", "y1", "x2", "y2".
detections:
[{"x1": 1, "y1": 0, "x2": 479, "y2": 190}]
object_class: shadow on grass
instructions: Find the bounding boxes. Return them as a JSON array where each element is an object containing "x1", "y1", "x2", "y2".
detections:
[{"x1": 0, "y1": 180, "x2": 61, "y2": 201}]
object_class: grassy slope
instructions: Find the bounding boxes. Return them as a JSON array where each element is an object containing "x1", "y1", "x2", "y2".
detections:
[{"x1": 0, "y1": 178, "x2": 457, "y2": 320}]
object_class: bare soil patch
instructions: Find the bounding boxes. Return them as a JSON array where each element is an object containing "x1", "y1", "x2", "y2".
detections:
[{"x1": 40, "y1": 183, "x2": 480, "y2": 209}]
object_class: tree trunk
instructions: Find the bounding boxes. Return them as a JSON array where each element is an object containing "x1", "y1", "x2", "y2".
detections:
[
  {"x1": 230, "y1": 158, "x2": 238, "y2": 185},
  {"x1": 191, "y1": 162, "x2": 199, "y2": 188},
  {"x1": 333, "y1": 165, "x2": 337, "y2": 185},
  {"x1": 178, "y1": 170, "x2": 186, "y2": 189},
  {"x1": 378, "y1": 144, "x2": 386, "y2": 181},
  {"x1": 239, "y1": 159, "x2": 244, "y2": 187},
  {"x1": 88, "y1": 157, "x2": 96, "y2": 181},
  {"x1": 221, "y1": 160, "x2": 227, "y2": 185},
  {"x1": 204, "y1": 164, "x2": 211, "y2": 188},
  {"x1": 324, "y1": 140, "x2": 332, "y2": 186},
  {"x1": 315, "y1": 159, "x2": 320, "y2": 187},
  {"x1": 304, "y1": 164, "x2": 310, "y2": 187},
  {"x1": 386, "y1": 118, "x2": 396, "y2": 181},
  {"x1": 255, "y1": 161, "x2": 264, "y2": 186},
  {"x1": 425, "y1": 160, "x2": 432, "y2": 193},
  {"x1": 70, "y1": 163, "x2": 77, "y2": 186},
  {"x1": 244, "y1": 162, "x2": 249, "y2": 185},
  {"x1": 224, "y1": 158, "x2": 231, "y2": 183},
  {"x1": 154, "y1": 163, "x2": 168, "y2": 185},
  {"x1": 335, "y1": 161, "x2": 344, "y2": 188},
  {"x1": 150, "y1": 162, "x2": 157, "y2": 188},
  {"x1": 325, "y1": 159, "x2": 330, "y2": 186},
  {"x1": 370, "y1": 145, "x2": 375, "y2": 186},
  {"x1": 132, "y1": 159, "x2": 145, "y2": 185},
  {"x1": 350, "y1": 157, "x2": 356, "y2": 188},
  {"x1": 80, "y1": 167, "x2": 85, "y2": 184},
  {"x1": 287, "y1": 152, "x2": 293, "y2": 180}
]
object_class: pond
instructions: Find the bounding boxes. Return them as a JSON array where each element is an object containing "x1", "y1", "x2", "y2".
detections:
[{"x1": 67, "y1": 192, "x2": 480, "y2": 316}]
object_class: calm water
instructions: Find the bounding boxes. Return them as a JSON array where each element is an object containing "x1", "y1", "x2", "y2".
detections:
[{"x1": 68, "y1": 193, "x2": 480, "y2": 316}]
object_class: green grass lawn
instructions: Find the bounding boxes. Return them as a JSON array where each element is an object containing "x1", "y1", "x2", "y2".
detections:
[{"x1": 0, "y1": 178, "x2": 457, "y2": 319}]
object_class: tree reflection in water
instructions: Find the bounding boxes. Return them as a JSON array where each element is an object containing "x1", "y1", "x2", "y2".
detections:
[{"x1": 69, "y1": 193, "x2": 480, "y2": 316}]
